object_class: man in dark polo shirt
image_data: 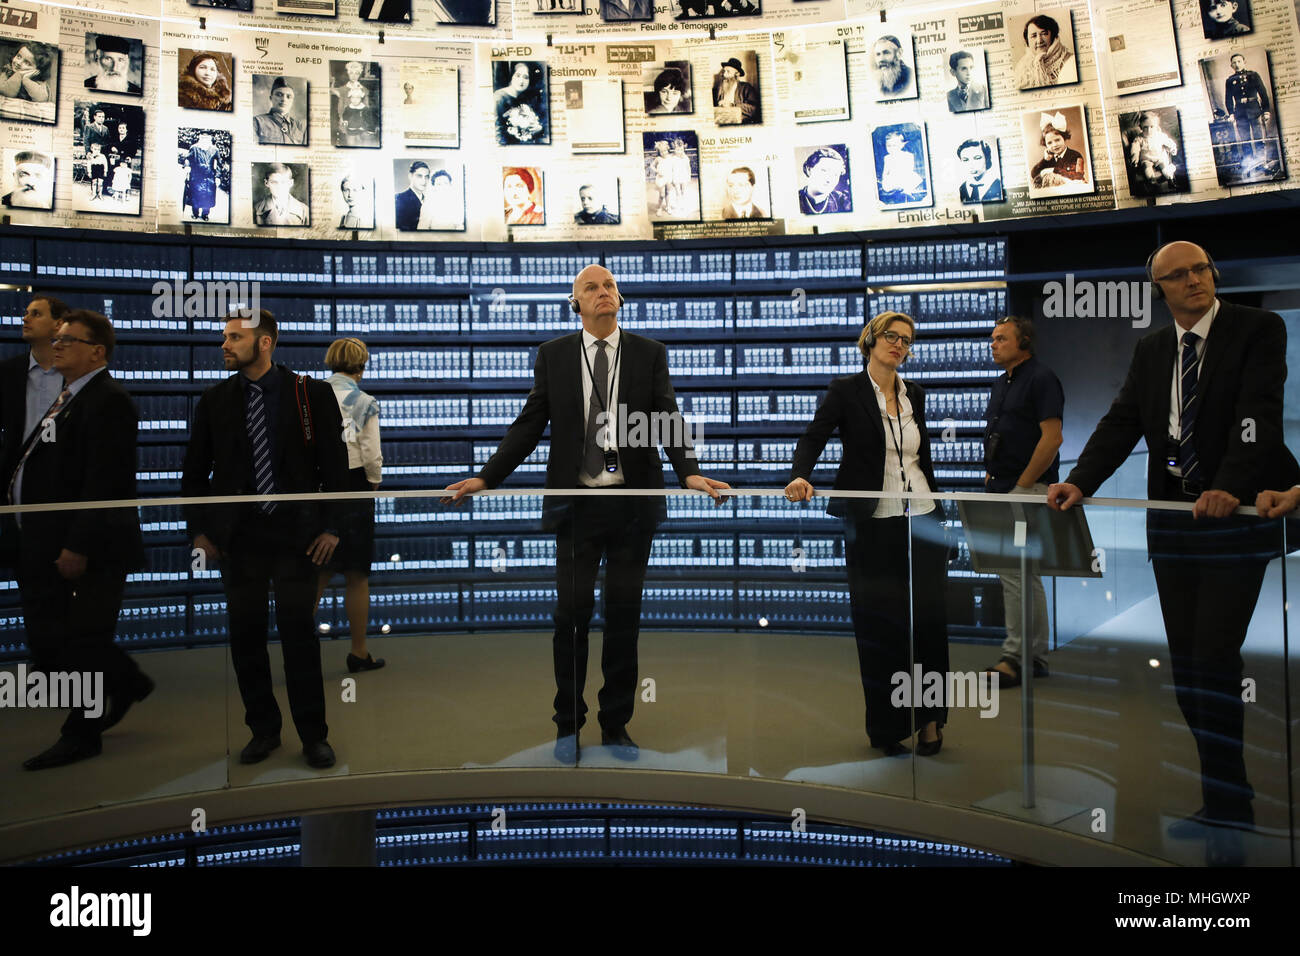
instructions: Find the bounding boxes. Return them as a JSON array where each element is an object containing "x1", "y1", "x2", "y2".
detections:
[{"x1": 981, "y1": 315, "x2": 1063, "y2": 686}]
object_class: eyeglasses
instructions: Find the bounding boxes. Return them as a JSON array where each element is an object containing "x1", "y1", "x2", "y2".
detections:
[
  {"x1": 1154, "y1": 262, "x2": 1213, "y2": 283},
  {"x1": 51, "y1": 335, "x2": 96, "y2": 347},
  {"x1": 880, "y1": 330, "x2": 913, "y2": 348}
]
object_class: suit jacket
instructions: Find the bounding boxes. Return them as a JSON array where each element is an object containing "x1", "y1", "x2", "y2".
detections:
[
  {"x1": 1226, "y1": 69, "x2": 1269, "y2": 119},
  {"x1": 477, "y1": 330, "x2": 701, "y2": 529},
  {"x1": 1066, "y1": 300, "x2": 1286, "y2": 503},
  {"x1": 16, "y1": 369, "x2": 144, "y2": 570},
  {"x1": 0, "y1": 353, "x2": 29, "y2": 491},
  {"x1": 790, "y1": 372, "x2": 938, "y2": 522},
  {"x1": 722, "y1": 201, "x2": 767, "y2": 219},
  {"x1": 959, "y1": 176, "x2": 1003, "y2": 203},
  {"x1": 182, "y1": 364, "x2": 349, "y2": 553},
  {"x1": 394, "y1": 187, "x2": 423, "y2": 231},
  {"x1": 712, "y1": 78, "x2": 759, "y2": 117},
  {"x1": 254, "y1": 195, "x2": 309, "y2": 226}
]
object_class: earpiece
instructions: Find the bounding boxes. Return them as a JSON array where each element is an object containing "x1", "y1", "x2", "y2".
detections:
[
  {"x1": 570, "y1": 293, "x2": 626, "y2": 315},
  {"x1": 1146, "y1": 243, "x2": 1220, "y2": 301}
]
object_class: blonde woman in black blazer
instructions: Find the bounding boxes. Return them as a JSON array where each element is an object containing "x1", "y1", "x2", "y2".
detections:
[{"x1": 785, "y1": 311, "x2": 950, "y2": 757}]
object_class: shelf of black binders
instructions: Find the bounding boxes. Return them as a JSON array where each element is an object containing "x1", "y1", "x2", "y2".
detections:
[{"x1": 0, "y1": 232, "x2": 1010, "y2": 656}]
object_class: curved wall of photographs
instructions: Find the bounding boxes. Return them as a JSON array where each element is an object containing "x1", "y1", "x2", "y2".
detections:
[{"x1": 1, "y1": 0, "x2": 1298, "y2": 240}]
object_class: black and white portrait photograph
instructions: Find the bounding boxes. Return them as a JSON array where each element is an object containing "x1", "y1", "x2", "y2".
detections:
[
  {"x1": 600, "y1": 0, "x2": 653, "y2": 20},
  {"x1": 644, "y1": 131, "x2": 700, "y2": 222},
  {"x1": 337, "y1": 174, "x2": 374, "y2": 230},
  {"x1": 532, "y1": 0, "x2": 583, "y2": 13},
  {"x1": 1201, "y1": 0, "x2": 1252, "y2": 40},
  {"x1": 393, "y1": 158, "x2": 465, "y2": 231},
  {"x1": 1200, "y1": 47, "x2": 1285, "y2": 186},
  {"x1": 1118, "y1": 107, "x2": 1189, "y2": 197},
  {"x1": 251, "y1": 162, "x2": 310, "y2": 227},
  {"x1": 73, "y1": 100, "x2": 144, "y2": 215},
  {"x1": 719, "y1": 163, "x2": 770, "y2": 219},
  {"x1": 953, "y1": 138, "x2": 1004, "y2": 204},
  {"x1": 252, "y1": 74, "x2": 308, "y2": 146},
  {"x1": 400, "y1": 63, "x2": 459, "y2": 148},
  {"x1": 643, "y1": 61, "x2": 692, "y2": 115},
  {"x1": 178, "y1": 127, "x2": 231, "y2": 224},
  {"x1": 795, "y1": 144, "x2": 851, "y2": 215},
  {"x1": 83, "y1": 34, "x2": 143, "y2": 97},
  {"x1": 431, "y1": 0, "x2": 496, "y2": 24},
  {"x1": 1007, "y1": 11, "x2": 1078, "y2": 90},
  {"x1": 1, "y1": 149, "x2": 54, "y2": 210},
  {"x1": 869, "y1": 31, "x2": 918, "y2": 102},
  {"x1": 330, "y1": 59, "x2": 381, "y2": 148},
  {"x1": 178, "y1": 49, "x2": 234, "y2": 112},
  {"x1": 1021, "y1": 106, "x2": 1094, "y2": 199},
  {"x1": 674, "y1": 0, "x2": 761, "y2": 19},
  {"x1": 712, "y1": 54, "x2": 760, "y2": 126},
  {"x1": 871, "y1": 122, "x2": 931, "y2": 209},
  {"x1": 573, "y1": 174, "x2": 620, "y2": 224},
  {"x1": 358, "y1": 0, "x2": 412, "y2": 21},
  {"x1": 493, "y1": 60, "x2": 550, "y2": 145},
  {"x1": 946, "y1": 48, "x2": 989, "y2": 113},
  {"x1": 503, "y1": 166, "x2": 545, "y2": 225},
  {"x1": 0, "y1": 36, "x2": 59, "y2": 124},
  {"x1": 188, "y1": 0, "x2": 255, "y2": 9}
]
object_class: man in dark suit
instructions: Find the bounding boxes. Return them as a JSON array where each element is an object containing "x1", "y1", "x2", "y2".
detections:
[
  {"x1": 1048, "y1": 241, "x2": 1287, "y2": 865},
  {"x1": 444, "y1": 264, "x2": 730, "y2": 763},
  {"x1": 393, "y1": 161, "x2": 429, "y2": 231},
  {"x1": 1225, "y1": 53, "x2": 1270, "y2": 159},
  {"x1": 182, "y1": 310, "x2": 349, "y2": 769},
  {"x1": 712, "y1": 58, "x2": 759, "y2": 124},
  {"x1": 14, "y1": 310, "x2": 151, "y2": 769}
]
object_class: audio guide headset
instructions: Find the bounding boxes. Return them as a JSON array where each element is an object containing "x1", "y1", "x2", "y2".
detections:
[
  {"x1": 994, "y1": 315, "x2": 1033, "y2": 352},
  {"x1": 859, "y1": 311, "x2": 914, "y2": 360},
  {"x1": 1145, "y1": 243, "x2": 1221, "y2": 300}
]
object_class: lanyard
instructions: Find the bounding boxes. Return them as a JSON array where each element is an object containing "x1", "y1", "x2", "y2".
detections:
[
  {"x1": 580, "y1": 335, "x2": 622, "y2": 450},
  {"x1": 883, "y1": 379, "x2": 911, "y2": 513}
]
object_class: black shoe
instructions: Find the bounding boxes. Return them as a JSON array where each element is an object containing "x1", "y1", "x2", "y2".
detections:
[
  {"x1": 554, "y1": 732, "x2": 579, "y2": 765},
  {"x1": 1206, "y1": 828, "x2": 1245, "y2": 866},
  {"x1": 23, "y1": 736, "x2": 102, "y2": 771},
  {"x1": 916, "y1": 727, "x2": 944, "y2": 757},
  {"x1": 984, "y1": 658, "x2": 1021, "y2": 688},
  {"x1": 239, "y1": 734, "x2": 281, "y2": 764},
  {"x1": 601, "y1": 727, "x2": 639, "y2": 761},
  {"x1": 101, "y1": 673, "x2": 155, "y2": 732},
  {"x1": 346, "y1": 653, "x2": 386, "y2": 673},
  {"x1": 303, "y1": 740, "x2": 335, "y2": 768},
  {"x1": 1033, "y1": 659, "x2": 1050, "y2": 679},
  {"x1": 872, "y1": 740, "x2": 912, "y2": 757}
]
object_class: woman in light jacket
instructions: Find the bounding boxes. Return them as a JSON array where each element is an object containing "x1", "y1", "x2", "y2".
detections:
[
  {"x1": 785, "y1": 312, "x2": 950, "y2": 756},
  {"x1": 318, "y1": 337, "x2": 385, "y2": 672}
]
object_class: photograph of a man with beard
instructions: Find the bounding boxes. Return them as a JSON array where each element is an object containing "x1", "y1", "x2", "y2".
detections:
[
  {"x1": 870, "y1": 32, "x2": 917, "y2": 102},
  {"x1": 83, "y1": 34, "x2": 142, "y2": 96},
  {"x1": 1, "y1": 150, "x2": 54, "y2": 209}
]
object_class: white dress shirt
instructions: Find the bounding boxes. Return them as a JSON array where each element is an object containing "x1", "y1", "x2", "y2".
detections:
[
  {"x1": 579, "y1": 326, "x2": 624, "y2": 488},
  {"x1": 1167, "y1": 298, "x2": 1217, "y2": 477},
  {"x1": 869, "y1": 373, "x2": 935, "y2": 518},
  {"x1": 24, "y1": 351, "x2": 63, "y2": 441}
]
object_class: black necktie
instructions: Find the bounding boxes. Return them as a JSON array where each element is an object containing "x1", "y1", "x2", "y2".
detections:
[{"x1": 583, "y1": 341, "x2": 610, "y2": 478}]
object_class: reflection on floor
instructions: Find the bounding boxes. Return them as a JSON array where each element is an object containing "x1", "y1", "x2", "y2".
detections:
[{"x1": 0, "y1": 609, "x2": 1294, "y2": 866}]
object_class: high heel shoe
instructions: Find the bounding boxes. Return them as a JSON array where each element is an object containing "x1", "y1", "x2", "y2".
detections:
[
  {"x1": 346, "y1": 652, "x2": 386, "y2": 673},
  {"x1": 916, "y1": 726, "x2": 943, "y2": 756}
]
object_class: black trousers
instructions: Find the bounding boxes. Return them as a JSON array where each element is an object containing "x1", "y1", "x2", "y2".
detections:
[
  {"x1": 220, "y1": 514, "x2": 327, "y2": 745},
  {"x1": 1148, "y1": 501, "x2": 1276, "y2": 824},
  {"x1": 843, "y1": 509, "x2": 951, "y2": 747},
  {"x1": 551, "y1": 496, "x2": 655, "y2": 735},
  {"x1": 19, "y1": 551, "x2": 140, "y2": 744}
]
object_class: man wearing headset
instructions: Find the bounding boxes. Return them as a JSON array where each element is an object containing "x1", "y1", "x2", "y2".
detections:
[
  {"x1": 982, "y1": 316, "x2": 1063, "y2": 688},
  {"x1": 1047, "y1": 241, "x2": 1287, "y2": 865},
  {"x1": 443, "y1": 264, "x2": 729, "y2": 763}
]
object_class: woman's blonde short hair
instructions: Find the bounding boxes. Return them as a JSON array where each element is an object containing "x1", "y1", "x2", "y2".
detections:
[
  {"x1": 857, "y1": 311, "x2": 916, "y2": 358},
  {"x1": 325, "y1": 337, "x2": 369, "y2": 374}
]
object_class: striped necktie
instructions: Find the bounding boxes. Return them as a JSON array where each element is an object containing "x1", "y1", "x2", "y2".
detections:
[
  {"x1": 1177, "y1": 332, "x2": 1200, "y2": 481},
  {"x1": 583, "y1": 340, "x2": 609, "y2": 478},
  {"x1": 8, "y1": 383, "x2": 71, "y2": 506},
  {"x1": 247, "y1": 380, "x2": 277, "y2": 514}
]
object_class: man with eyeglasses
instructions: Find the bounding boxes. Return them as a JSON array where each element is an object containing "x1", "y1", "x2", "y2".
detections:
[
  {"x1": 1047, "y1": 241, "x2": 1288, "y2": 865},
  {"x1": 982, "y1": 316, "x2": 1063, "y2": 687},
  {"x1": 11, "y1": 310, "x2": 150, "y2": 769}
]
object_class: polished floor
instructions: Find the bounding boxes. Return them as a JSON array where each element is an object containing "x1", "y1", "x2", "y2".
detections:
[{"x1": 1, "y1": 583, "x2": 1296, "y2": 866}]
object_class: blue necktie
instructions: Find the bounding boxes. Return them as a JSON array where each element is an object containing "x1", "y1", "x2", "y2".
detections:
[
  {"x1": 247, "y1": 380, "x2": 277, "y2": 514},
  {"x1": 1177, "y1": 332, "x2": 1200, "y2": 481}
]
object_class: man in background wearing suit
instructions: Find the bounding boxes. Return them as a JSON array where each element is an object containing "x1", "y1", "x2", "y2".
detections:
[
  {"x1": 1225, "y1": 53, "x2": 1270, "y2": 160},
  {"x1": 1048, "y1": 241, "x2": 1287, "y2": 865},
  {"x1": 14, "y1": 310, "x2": 150, "y2": 769},
  {"x1": 394, "y1": 160, "x2": 429, "y2": 231},
  {"x1": 444, "y1": 264, "x2": 730, "y2": 763},
  {"x1": 183, "y1": 310, "x2": 349, "y2": 769}
]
